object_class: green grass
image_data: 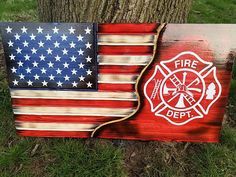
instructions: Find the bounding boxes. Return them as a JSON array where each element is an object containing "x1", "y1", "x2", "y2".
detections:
[{"x1": 0, "y1": 0, "x2": 236, "y2": 176}]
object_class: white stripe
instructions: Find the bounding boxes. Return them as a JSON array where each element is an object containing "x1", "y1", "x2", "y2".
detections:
[
  {"x1": 98, "y1": 55, "x2": 152, "y2": 66},
  {"x1": 11, "y1": 90, "x2": 138, "y2": 101},
  {"x1": 98, "y1": 74, "x2": 138, "y2": 84},
  {"x1": 98, "y1": 34, "x2": 155, "y2": 45},
  {"x1": 13, "y1": 106, "x2": 135, "y2": 117},
  {"x1": 16, "y1": 121, "x2": 96, "y2": 131}
]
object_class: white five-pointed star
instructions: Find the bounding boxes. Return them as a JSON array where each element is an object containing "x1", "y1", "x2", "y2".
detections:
[
  {"x1": 27, "y1": 80, "x2": 33, "y2": 86},
  {"x1": 31, "y1": 48, "x2": 37, "y2": 54},
  {"x1": 39, "y1": 54, "x2": 45, "y2": 61},
  {"x1": 8, "y1": 40, "x2": 14, "y2": 47},
  {"x1": 9, "y1": 54, "x2": 15, "y2": 60},
  {"x1": 79, "y1": 75, "x2": 85, "y2": 81},
  {"x1": 64, "y1": 75, "x2": 70, "y2": 81},
  {"x1": 52, "y1": 26, "x2": 59, "y2": 33},
  {"x1": 70, "y1": 55, "x2": 76, "y2": 62},
  {"x1": 6, "y1": 26, "x2": 12, "y2": 33},
  {"x1": 87, "y1": 82, "x2": 92, "y2": 88},
  {"x1": 57, "y1": 81, "x2": 63, "y2": 87},
  {"x1": 49, "y1": 74, "x2": 55, "y2": 80},
  {"x1": 62, "y1": 48, "x2": 68, "y2": 55},
  {"x1": 85, "y1": 42, "x2": 92, "y2": 49},
  {"x1": 37, "y1": 26, "x2": 43, "y2": 33},
  {"x1": 78, "y1": 49, "x2": 84, "y2": 55},
  {"x1": 48, "y1": 61, "x2": 54, "y2": 68},
  {"x1": 17, "y1": 61, "x2": 24, "y2": 67},
  {"x1": 30, "y1": 33, "x2": 36, "y2": 40},
  {"x1": 69, "y1": 26, "x2": 75, "y2": 34},
  {"x1": 32, "y1": 61, "x2": 39, "y2": 67},
  {"x1": 19, "y1": 73, "x2": 25, "y2": 80},
  {"x1": 86, "y1": 69, "x2": 92, "y2": 75},
  {"x1": 42, "y1": 80, "x2": 48, "y2": 86},
  {"x1": 47, "y1": 48, "x2": 53, "y2": 54},
  {"x1": 24, "y1": 54, "x2": 30, "y2": 60},
  {"x1": 77, "y1": 34, "x2": 83, "y2": 41},
  {"x1": 26, "y1": 67, "x2": 32, "y2": 73},
  {"x1": 78, "y1": 63, "x2": 84, "y2": 69},
  {"x1": 85, "y1": 27, "x2": 91, "y2": 34},
  {"x1": 23, "y1": 41, "x2": 29, "y2": 47},
  {"x1": 14, "y1": 33, "x2": 20, "y2": 40},
  {"x1": 54, "y1": 41, "x2": 60, "y2": 48},
  {"x1": 86, "y1": 56, "x2": 92, "y2": 62},
  {"x1": 41, "y1": 68, "x2": 47, "y2": 74},
  {"x1": 70, "y1": 41, "x2": 76, "y2": 48},
  {"x1": 55, "y1": 55, "x2": 61, "y2": 61},
  {"x1": 38, "y1": 41, "x2": 44, "y2": 47},
  {"x1": 45, "y1": 34, "x2": 52, "y2": 40},
  {"x1": 16, "y1": 47, "x2": 22, "y2": 54},
  {"x1": 63, "y1": 62, "x2": 69, "y2": 68},
  {"x1": 11, "y1": 67, "x2": 17, "y2": 73},
  {"x1": 71, "y1": 69, "x2": 77, "y2": 75},
  {"x1": 13, "y1": 80, "x2": 19, "y2": 86},
  {"x1": 61, "y1": 34, "x2": 67, "y2": 41},
  {"x1": 72, "y1": 81, "x2": 78, "y2": 87},
  {"x1": 34, "y1": 74, "x2": 40, "y2": 80},
  {"x1": 21, "y1": 26, "x2": 28, "y2": 33},
  {"x1": 56, "y1": 68, "x2": 62, "y2": 74}
]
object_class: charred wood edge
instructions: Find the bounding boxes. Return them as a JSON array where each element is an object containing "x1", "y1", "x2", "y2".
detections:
[{"x1": 91, "y1": 23, "x2": 167, "y2": 138}]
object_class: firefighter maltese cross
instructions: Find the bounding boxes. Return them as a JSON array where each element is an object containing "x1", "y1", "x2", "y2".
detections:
[{"x1": 144, "y1": 51, "x2": 222, "y2": 125}]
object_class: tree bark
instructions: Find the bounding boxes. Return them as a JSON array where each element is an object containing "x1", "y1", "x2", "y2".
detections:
[{"x1": 37, "y1": 0, "x2": 192, "y2": 23}]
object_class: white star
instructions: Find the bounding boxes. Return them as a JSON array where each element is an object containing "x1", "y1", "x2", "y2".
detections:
[
  {"x1": 17, "y1": 61, "x2": 24, "y2": 67},
  {"x1": 42, "y1": 80, "x2": 48, "y2": 86},
  {"x1": 11, "y1": 67, "x2": 17, "y2": 73},
  {"x1": 26, "y1": 67, "x2": 32, "y2": 73},
  {"x1": 9, "y1": 54, "x2": 15, "y2": 60},
  {"x1": 13, "y1": 80, "x2": 19, "y2": 86},
  {"x1": 54, "y1": 41, "x2": 60, "y2": 48},
  {"x1": 21, "y1": 26, "x2": 27, "y2": 33},
  {"x1": 85, "y1": 27, "x2": 91, "y2": 34},
  {"x1": 77, "y1": 34, "x2": 83, "y2": 41},
  {"x1": 34, "y1": 74, "x2": 40, "y2": 80},
  {"x1": 31, "y1": 48, "x2": 37, "y2": 54},
  {"x1": 86, "y1": 56, "x2": 92, "y2": 63},
  {"x1": 69, "y1": 41, "x2": 76, "y2": 48},
  {"x1": 41, "y1": 68, "x2": 47, "y2": 74},
  {"x1": 57, "y1": 81, "x2": 63, "y2": 87},
  {"x1": 14, "y1": 33, "x2": 20, "y2": 40},
  {"x1": 70, "y1": 55, "x2": 76, "y2": 62},
  {"x1": 16, "y1": 47, "x2": 22, "y2": 54},
  {"x1": 69, "y1": 26, "x2": 76, "y2": 34},
  {"x1": 64, "y1": 75, "x2": 70, "y2": 81},
  {"x1": 87, "y1": 82, "x2": 92, "y2": 88},
  {"x1": 38, "y1": 41, "x2": 44, "y2": 47},
  {"x1": 47, "y1": 48, "x2": 53, "y2": 55},
  {"x1": 45, "y1": 34, "x2": 52, "y2": 40},
  {"x1": 32, "y1": 61, "x2": 39, "y2": 67},
  {"x1": 27, "y1": 80, "x2": 33, "y2": 86},
  {"x1": 49, "y1": 74, "x2": 55, "y2": 80},
  {"x1": 6, "y1": 26, "x2": 12, "y2": 33},
  {"x1": 79, "y1": 75, "x2": 85, "y2": 81},
  {"x1": 61, "y1": 34, "x2": 67, "y2": 41},
  {"x1": 23, "y1": 41, "x2": 29, "y2": 47},
  {"x1": 78, "y1": 49, "x2": 84, "y2": 55},
  {"x1": 85, "y1": 42, "x2": 92, "y2": 49},
  {"x1": 62, "y1": 48, "x2": 68, "y2": 55},
  {"x1": 39, "y1": 54, "x2": 45, "y2": 61},
  {"x1": 19, "y1": 73, "x2": 25, "y2": 80},
  {"x1": 24, "y1": 54, "x2": 30, "y2": 61},
  {"x1": 71, "y1": 69, "x2": 77, "y2": 75},
  {"x1": 72, "y1": 81, "x2": 78, "y2": 87},
  {"x1": 30, "y1": 33, "x2": 36, "y2": 40},
  {"x1": 86, "y1": 69, "x2": 92, "y2": 75},
  {"x1": 8, "y1": 40, "x2": 14, "y2": 47},
  {"x1": 78, "y1": 63, "x2": 84, "y2": 69},
  {"x1": 47, "y1": 61, "x2": 54, "y2": 68},
  {"x1": 63, "y1": 62, "x2": 69, "y2": 68},
  {"x1": 37, "y1": 26, "x2": 43, "y2": 33},
  {"x1": 56, "y1": 68, "x2": 62, "y2": 74},
  {"x1": 55, "y1": 55, "x2": 61, "y2": 61},
  {"x1": 52, "y1": 26, "x2": 59, "y2": 33}
]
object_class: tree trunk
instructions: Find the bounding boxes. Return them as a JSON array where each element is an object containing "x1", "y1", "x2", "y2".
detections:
[{"x1": 37, "y1": 0, "x2": 192, "y2": 23}]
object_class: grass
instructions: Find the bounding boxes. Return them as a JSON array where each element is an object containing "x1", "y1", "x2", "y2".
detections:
[{"x1": 0, "y1": 0, "x2": 236, "y2": 176}]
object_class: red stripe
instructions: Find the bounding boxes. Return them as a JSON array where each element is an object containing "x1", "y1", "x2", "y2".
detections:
[
  {"x1": 98, "y1": 84, "x2": 134, "y2": 91},
  {"x1": 12, "y1": 99, "x2": 137, "y2": 108},
  {"x1": 98, "y1": 46, "x2": 153, "y2": 55},
  {"x1": 98, "y1": 23, "x2": 158, "y2": 34},
  {"x1": 99, "y1": 65, "x2": 143, "y2": 74}
]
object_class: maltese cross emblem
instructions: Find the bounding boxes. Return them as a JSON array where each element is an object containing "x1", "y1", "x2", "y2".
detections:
[{"x1": 144, "y1": 51, "x2": 222, "y2": 125}]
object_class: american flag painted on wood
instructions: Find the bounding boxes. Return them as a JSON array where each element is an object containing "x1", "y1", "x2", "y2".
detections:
[{"x1": 0, "y1": 23, "x2": 235, "y2": 142}]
